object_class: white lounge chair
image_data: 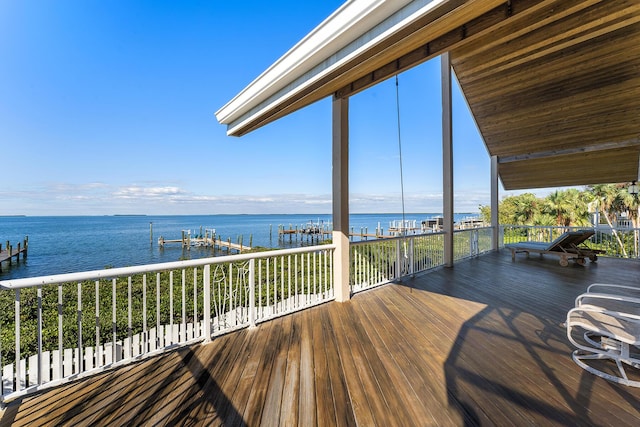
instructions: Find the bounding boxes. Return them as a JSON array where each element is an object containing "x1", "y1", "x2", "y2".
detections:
[{"x1": 567, "y1": 291, "x2": 640, "y2": 387}]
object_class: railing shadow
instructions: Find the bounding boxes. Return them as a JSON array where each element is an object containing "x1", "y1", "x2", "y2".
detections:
[
  {"x1": 0, "y1": 341, "x2": 247, "y2": 426},
  {"x1": 396, "y1": 252, "x2": 640, "y2": 425}
]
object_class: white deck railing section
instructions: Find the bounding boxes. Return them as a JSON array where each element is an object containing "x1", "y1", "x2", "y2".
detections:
[
  {"x1": 501, "y1": 225, "x2": 640, "y2": 259},
  {"x1": 350, "y1": 233, "x2": 447, "y2": 293},
  {"x1": 453, "y1": 227, "x2": 493, "y2": 262},
  {"x1": 0, "y1": 245, "x2": 335, "y2": 402}
]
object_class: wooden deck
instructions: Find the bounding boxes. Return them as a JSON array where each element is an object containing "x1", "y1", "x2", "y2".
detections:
[{"x1": 2, "y1": 251, "x2": 639, "y2": 426}]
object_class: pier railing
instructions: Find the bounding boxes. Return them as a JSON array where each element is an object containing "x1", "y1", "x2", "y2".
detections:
[
  {"x1": 500, "y1": 225, "x2": 640, "y2": 259},
  {"x1": 0, "y1": 244, "x2": 335, "y2": 402}
]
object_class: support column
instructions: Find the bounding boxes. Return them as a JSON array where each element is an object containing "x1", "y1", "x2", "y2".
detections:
[
  {"x1": 491, "y1": 155, "x2": 499, "y2": 250},
  {"x1": 442, "y1": 52, "x2": 454, "y2": 267},
  {"x1": 332, "y1": 95, "x2": 350, "y2": 302}
]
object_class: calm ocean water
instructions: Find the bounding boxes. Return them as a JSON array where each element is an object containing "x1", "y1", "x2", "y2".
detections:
[{"x1": 0, "y1": 213, "x2": 477, "y2": 280}]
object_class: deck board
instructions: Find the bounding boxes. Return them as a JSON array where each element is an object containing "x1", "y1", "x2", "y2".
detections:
[
  {"x1": 278, "y1": 314, "x2": 300, "y2": 426},
  {"x1": 2, "y1": 251, "x2": 639, "y2": 426}
]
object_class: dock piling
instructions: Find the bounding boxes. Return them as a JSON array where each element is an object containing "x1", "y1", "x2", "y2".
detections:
[{"x1": 0, "y1": 236, "x2": 28, "y2": 271}]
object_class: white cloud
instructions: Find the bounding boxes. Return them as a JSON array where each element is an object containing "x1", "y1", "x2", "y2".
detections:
[
  {"x1": 0, "y1": 181, "x2": 494, "y2": 216},
  {"x1": 113, "y1": 186, "x2": 185, "y2": 199}
]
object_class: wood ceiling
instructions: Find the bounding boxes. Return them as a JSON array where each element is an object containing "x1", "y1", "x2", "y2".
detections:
[{"x1": 450, "y1": 0, "x2": 640, "y2": 189}]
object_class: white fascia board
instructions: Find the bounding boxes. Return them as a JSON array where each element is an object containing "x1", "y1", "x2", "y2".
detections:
[
  {"x1": 215, "y1": 0, "x2": 415, "y2": 127},
  {"x1": 218, "y1": 0, "x2": 447, "y2": 136}
]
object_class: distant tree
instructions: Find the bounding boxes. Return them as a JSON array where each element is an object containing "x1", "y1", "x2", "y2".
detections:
[
  {"x1": 479, "y1": 185, "x2": 634, "y2": 235},
  {"x1": 479, "y1": 205, "x2": 491, "y2": 224}
]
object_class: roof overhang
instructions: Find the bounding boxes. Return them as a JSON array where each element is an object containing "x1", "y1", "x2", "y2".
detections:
[
  {"x1": 216, "y1": 0, "x2": 640, "y2": 190},
  {"x1": 215, "y1": 0, "x2": 498, "y2": 136}
]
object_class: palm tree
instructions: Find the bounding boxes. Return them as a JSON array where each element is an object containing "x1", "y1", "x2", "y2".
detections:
[
  {"x1": 564, "y1": 188, "x2": 591, "y2": 227},
  {"x1": 544, "y1": 190, "x2": 573, "y2": 227},
  {"x1": 588, "y1": 184, "x2": 628, "y2": 257},
  {"x1": 620, "y1": 184, "x2": 640, "y2": 256},
  {"x1": 513, "y1": 193, "x2": 538, "y2": 225}
]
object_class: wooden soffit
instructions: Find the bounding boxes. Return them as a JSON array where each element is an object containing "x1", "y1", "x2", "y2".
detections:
[
  {"x1": 498, "y1": 143, "x2": 640, "y2": 190},
  {"x1": 449, "y1": 0, "x2": 640, "y2": 189}
]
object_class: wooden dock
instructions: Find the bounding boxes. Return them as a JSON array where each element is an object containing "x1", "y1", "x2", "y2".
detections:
[
  {"x1": 277, "y1": 222, "x2": 396, "y2": 243},
  {"x1": 158, "y1": 229, "x2": 251, "y2": 253},
  {"x1": 0, "y1": 237, "x2": 28, "y2": 272}
]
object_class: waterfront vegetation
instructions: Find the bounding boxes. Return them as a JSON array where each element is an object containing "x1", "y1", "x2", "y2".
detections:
[
  {"x1": 481, "y1": 184, "x2": 640, "y2": 258},
  {"x1": 0, "y1": 248, "x2": 333, "y2": 363},
  {"x1": 479, "y1": 184, "x2": 639, "y2": 229}
]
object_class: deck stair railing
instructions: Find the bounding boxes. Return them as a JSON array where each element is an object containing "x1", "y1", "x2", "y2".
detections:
[{"x1": 0, "y1": 244, "x2": 335, "y2": 403}]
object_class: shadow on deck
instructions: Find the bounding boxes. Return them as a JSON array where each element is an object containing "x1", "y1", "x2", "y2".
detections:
[{"x1": 1, "y1": 251, "x2": 639, "y2": 426}]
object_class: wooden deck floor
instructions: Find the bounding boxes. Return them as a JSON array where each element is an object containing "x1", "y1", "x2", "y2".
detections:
[{"x1": 2, "y1": 251, "x2": 639, "y2": 426}]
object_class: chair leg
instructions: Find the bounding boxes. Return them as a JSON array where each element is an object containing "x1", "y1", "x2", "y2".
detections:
[{"x1": 572, "y1": 344, "x2": 640, "y2": 387}]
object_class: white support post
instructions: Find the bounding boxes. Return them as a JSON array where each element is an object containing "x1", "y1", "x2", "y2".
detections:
[
  {"x1": 491, "y1": 155, "x2": 499, "y2": 250},
  {"x1": 442, "y1": 52, "x2": 454, "y2": 267},
  {"x1": 333, "y1": 95, "x2": 350, "y2": 302}
]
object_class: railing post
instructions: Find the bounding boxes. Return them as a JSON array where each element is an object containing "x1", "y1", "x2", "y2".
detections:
[
  {"x1": 203, "y1": 264, "x2": 211, "y2": 342},
  {"x1": 37, "y1": 286, "x2": 43, "y2": 385},
  {"x1": 396, "y1": 239, "x2": 402, "y2": 279},
  {"x1": 474, "y1": 230, "x2": 479, "y2": 255},
  {"x1": 469, "y1": 231, "x2": 474, "y2": 256},
  {"x1": 14, "y1": 289, "x2": 21, "y2": 392},
  {"x1": 409, "y1": 237, "x2": 415, "y2": 276},
  {"x1": 78, "y1": 282, "x2": 83, "y2": 375},
  {"x1": 249, "y1": 258, "x2": 256, "y2": 328}
]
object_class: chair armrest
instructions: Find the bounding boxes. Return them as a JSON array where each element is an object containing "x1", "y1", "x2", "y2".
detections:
[
  {"x1": 587, "y1": 283, "x2": 640, "y2": 297},
  {"x1": 575, "y1": 292, "x2": 640, "y2": 315}
]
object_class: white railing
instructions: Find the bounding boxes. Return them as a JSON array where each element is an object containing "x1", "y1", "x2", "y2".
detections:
[
  {"x1": 453, "y1": 227, "x2": 494, "y2": 262},
  {"x1": 501, "y1": 225, "x2": 640, "y2": 259},
  {"x1": 0, "y1": 244, "x2": 335, "y2": 402},
  {"x1": 350, "y1": 233, "x2": 446, "y2": 293}
]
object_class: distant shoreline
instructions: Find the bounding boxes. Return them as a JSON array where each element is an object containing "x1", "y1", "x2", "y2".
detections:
[{"x1": 1, "y1": 212, "x2": 479, "y2": 218}]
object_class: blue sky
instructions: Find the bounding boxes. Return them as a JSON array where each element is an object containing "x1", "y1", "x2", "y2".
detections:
[{"x1": 1, "y1": 1, "x2": 551, "y2": 216}]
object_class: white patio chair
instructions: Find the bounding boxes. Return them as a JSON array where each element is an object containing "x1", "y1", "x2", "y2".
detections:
[
  {"x1": 567, "y1": 293, "x2": 640, "y2": 387},
  {"x1": 586, "y1": 283, "x2": 640, "y2": 299}
]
